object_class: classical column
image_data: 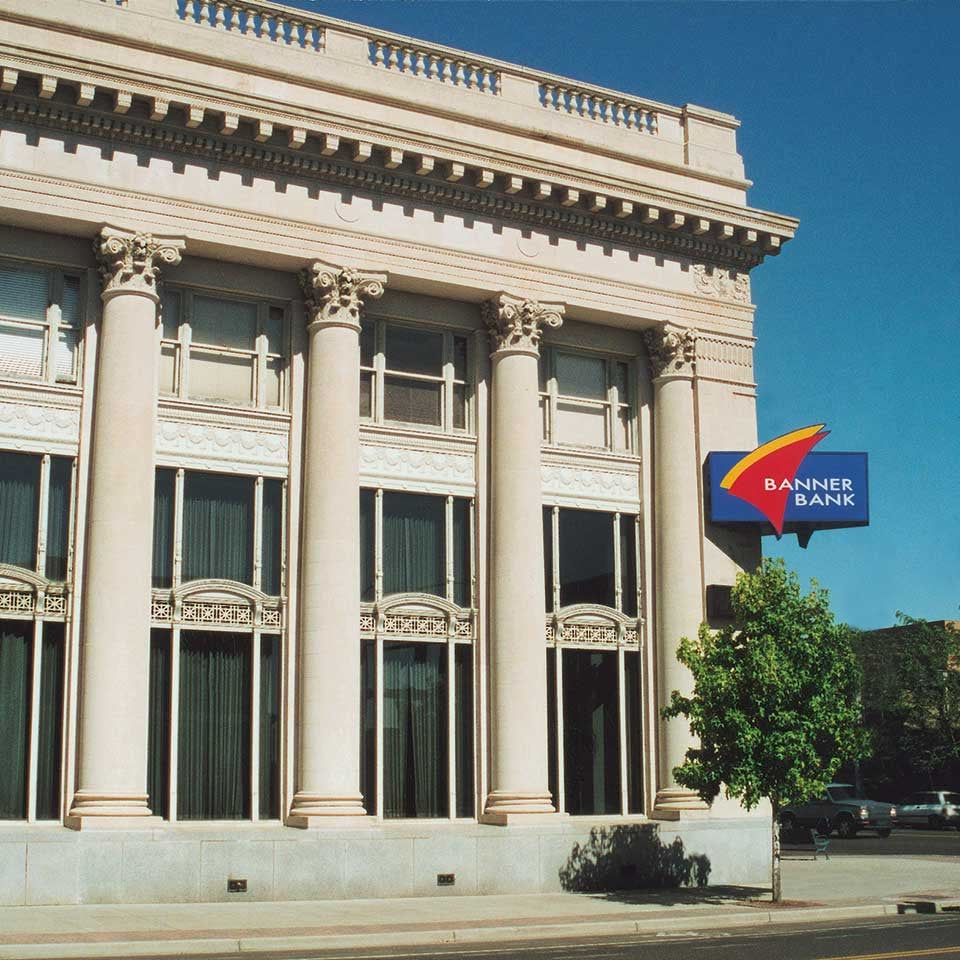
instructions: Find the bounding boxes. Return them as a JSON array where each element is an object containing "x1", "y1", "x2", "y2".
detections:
[
  {"x1": 644, "y1": 324, "x2": 708, "y2": 816},
  {"x1": 288, "y1": 262, "x2": 385, "y2": 826},
  {"x1": 482, "y1": 293, "x2": 563, "y2": 824},
  {"x1": 68, "y1": 227, "x2": 183, "y2": 827}
]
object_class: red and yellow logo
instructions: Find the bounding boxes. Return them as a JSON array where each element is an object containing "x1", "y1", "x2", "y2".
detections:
[{"x1": 720, "y1": 424, "x2": 829, "y2": 535}]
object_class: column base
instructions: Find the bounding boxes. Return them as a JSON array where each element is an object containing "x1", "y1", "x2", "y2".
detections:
[
  {"x1": 286, "y1": 792, "x2": 370, "y2": 828},
  {"x1": 481, "y1": 790, "x2": 558, "y2": 825},
  {"x1": 66, "y1": 792, "x2": 157, "y2": 830},
  {"x1": 649, "y1": 787, "x2": 710, "y2": 821}
]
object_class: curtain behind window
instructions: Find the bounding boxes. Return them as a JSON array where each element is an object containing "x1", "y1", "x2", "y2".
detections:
[
  {"x1": 35, "y1": 622, "x2": 65, "y2": 820},
  {"x1": 258, "y1": 634, "x2": 280, "y2": 819},
  {"x1": 260, "y1": 479, "x2": 283, "y2": 596},
  {"x1": 148, "y1": 629, "x2": 171, "y2": 819},
  {"x1": 44, "y1": 458, "x2": 71, "y2": 581},
  {"x1": 152, "y1": 469, "x2": 175, "y2": 589},
  {"x1": 0, "y1": 623, "x2": 32, "y2": 819},
  {"x1": 383, "y1": 642, "x2": 446, "y2": 818},
  {"x1": 382, "y1": 492, "x2": 444, "y2": 597},
  {"x1": 0, "y1": 452, "x2": 39, "y2": 570},
  {"x1": 178, "y1": 631, "x2": 250, "y2": 820},
  {"x1": 182, "y1": 473, "x2": 253, "y2": 583}
]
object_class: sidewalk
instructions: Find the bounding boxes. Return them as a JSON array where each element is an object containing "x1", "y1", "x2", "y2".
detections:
[{"x1": 1, "y1": 855, "x2": 959, "y2": 959}]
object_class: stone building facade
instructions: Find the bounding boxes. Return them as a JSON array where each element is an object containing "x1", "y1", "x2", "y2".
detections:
[{"x1": 0, "y1": 0, "x2": 796, "y2": 904}]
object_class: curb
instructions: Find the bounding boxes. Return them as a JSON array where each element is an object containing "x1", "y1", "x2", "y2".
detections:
[{"x1": 0, "y1": 902, "x2": 905, "y2": 959}]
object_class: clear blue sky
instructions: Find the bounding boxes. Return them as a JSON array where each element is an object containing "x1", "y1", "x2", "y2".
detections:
[{"x1": 289, "y1": 0, "x2": 959, "y2": 629}]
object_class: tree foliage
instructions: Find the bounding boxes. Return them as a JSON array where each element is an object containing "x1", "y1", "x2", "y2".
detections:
[
  {"x1": 662, "y1": 557, "x2": 868, "y2": 812},
  {"x1": 853, "y1": 614, "x2": 960, "y2": 788}
]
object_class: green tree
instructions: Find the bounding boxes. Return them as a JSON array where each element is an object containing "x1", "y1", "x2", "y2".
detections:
[
  {"x1": 854, "y1": 615, "x2": 960, "y2": 792},
  {"x1": 662, "y1": 558, "x2": 867, "y2": 901}
]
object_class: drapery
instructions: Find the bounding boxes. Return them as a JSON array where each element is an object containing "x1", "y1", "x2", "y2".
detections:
[
  {"x1": 258, "y1": 634, "x2": 280, "y2": 819},
  {"x1": 260, "y1": 480, "x2": 283, "y2": 597},
  {"x1": 359, "y1": 490, "x2": 375, "y2": 602},
  {"x1": 624, "y1": 651, "x2": 643, "y2": 814},
  {"x1": 152, "y1": 469, "x2": 175, "y2": 589},
  {"x1": 454, "y1": 645, "x2": 474, "y2": 818},
  {"x1": 44, "y1": 458, "x2": 71, "y2": 581},
  {"x1": 182, "y1": 473, "x2": 253, "y2": 584},
  {"x1": 178, "y1": 631, "x2": 250, "y2": 819},
  {"x1": 0, "y1": 623, "x2": 32, "y2": 819},
  {"x1": 383, "y1": 643, "x2": 446, "y2": 818},
  {"x1": 359, "y1": 639, "x2": 377, "y2": 814},
  {"x1": 451, "y1": 498, "x2": 470, "y2": 608},
  {"x1": 147, "y1": 629, "x2": 171, "y2": 819},
  {"x1": 0, "y1": 453, "x2": 39, "y2": 570},
  {"x1": 382, "y1": 493, "x2": 444, "y2": 597},
  {"x1": 35, "y1": 623, "x2": 64, "y2": 820},
  {"x1": 562, "y1": 649, "x2": 621, "y2": 816}
]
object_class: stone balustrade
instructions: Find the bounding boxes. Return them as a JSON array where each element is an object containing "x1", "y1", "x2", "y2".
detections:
[{"x1": 174, "y1": 0, "x2": 325, "y2": 52}]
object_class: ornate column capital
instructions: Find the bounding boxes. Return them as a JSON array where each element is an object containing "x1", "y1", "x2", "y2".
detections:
[
  {"x1": 482, "y1": 293, "x2": 564, "y2": 357},
  {"x1": 300, "y1": 262, "x2": 387, "y2": 333},
  {"x1": 95, "y1": 227, "x2": 184, "y2": 301},
  {"x1": 644, "y1": 324, "x2": 698, "y2": 379}
]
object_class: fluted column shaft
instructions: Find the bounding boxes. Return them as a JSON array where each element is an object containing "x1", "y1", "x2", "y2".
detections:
[
  {"x1": 482, "y1": 293, "x2": 563, "y2": 824},
  {"x1": 288, "y1": 263, "x2": 385, "y2": 826},
  {"x1": 645, "y1": 325, "x2": 707, "y2": 815},
  {"x1": 68, "y1": 228, "x2": 183, "y2": 827}
]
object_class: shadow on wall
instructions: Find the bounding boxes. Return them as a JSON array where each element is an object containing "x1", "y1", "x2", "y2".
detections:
[{"x1": 559, "y1": 824, "x2": 711, "y2": 893}]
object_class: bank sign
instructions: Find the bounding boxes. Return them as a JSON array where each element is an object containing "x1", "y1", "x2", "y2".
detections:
[{"x1": 708, "y1": 424, "x2": 868, "y2": 541}]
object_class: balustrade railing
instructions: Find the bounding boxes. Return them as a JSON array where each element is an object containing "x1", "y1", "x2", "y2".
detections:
[
  {"x1": 175, "y1": 0, "x2": 324, "y2": 52},
  {"x1": 541, "y1": 83, "x2": 658, "y2": 134},
  {"x1": 369, "y1": 39, "x2": 499, "y2": 94}
]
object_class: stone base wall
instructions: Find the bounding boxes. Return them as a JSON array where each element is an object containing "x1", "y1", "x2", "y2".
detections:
[{"x1": 0, "y1": 819, "x2": 770, "y2": 905}]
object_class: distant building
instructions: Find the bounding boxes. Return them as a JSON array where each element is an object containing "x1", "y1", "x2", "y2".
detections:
[{"x1": 0, "y1": 0, "x2": 795, "y2": 904}]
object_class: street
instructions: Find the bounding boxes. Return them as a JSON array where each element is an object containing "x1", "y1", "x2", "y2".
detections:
[
  {"x1": 784, "y1": 828, "x2": 960, "y2": 858},
  {"x1": 260, "y1": 915, "x2": 960, "y2": 959}
]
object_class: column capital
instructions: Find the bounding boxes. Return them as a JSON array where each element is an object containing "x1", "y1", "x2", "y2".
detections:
[
  {"x1": 644, "y1": 324, "x2": 698, "y2": 379},
  {"x1": 482, "y1": 293, "x2": 564, "y2": 357},
  {"x1": 300, "y1": 262, "x2": 386, "y2": 333},
  {"x1": 95, "y1": 227, "x2": 184, "y2": 301}
]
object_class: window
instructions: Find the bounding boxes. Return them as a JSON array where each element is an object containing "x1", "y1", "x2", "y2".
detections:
[
  {"x1": 0, "y1": 620, "x2": 66, "y2": 820},
  {"x1": 0, "y1": 451, "x2": 73, "y2": 581},
  {"x1": 359, "y1": 487, "x2": 475, "y2": 819},
  {"x1": 539, "y1": 350, "x2": 632, "y2": 451},
  {"x1": 0, "y1": 262, "x2": 82, "y2": 385},
  {"x1": 152, "y1": 468, "x2": 285, "y2": 593},
  {"x1": 147, "y1": 628, "x2": 281, "y2": 821},
  {"x1": 360, "y1": 318, "x2": 469, "y2": 431},
  {"x1": 543, "y1": 507, "x2": 639, "y2": 615},
  {"x1": 546, "y1": 647, "x2": 643, "y2": 816},
  {"x1": 361, "y1": 489, "x2": 473, "y2": 606},
  {"x1": 159, "y1": 289, "x2": 287, "y2": 409}
]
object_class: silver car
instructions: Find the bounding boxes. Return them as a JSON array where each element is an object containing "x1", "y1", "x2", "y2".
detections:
[{"x1": 897, "y1": 790, "x2": 960, "y2": 830}]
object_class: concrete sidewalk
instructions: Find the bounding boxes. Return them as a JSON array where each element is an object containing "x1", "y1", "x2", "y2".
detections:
[{"x1": 1, "y1": 855, "x2": 958, "y2": 958}]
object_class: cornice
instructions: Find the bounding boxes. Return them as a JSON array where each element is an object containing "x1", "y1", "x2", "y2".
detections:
[{"x1": 0, "y1": 67, "x2": 793, "y2": 271}]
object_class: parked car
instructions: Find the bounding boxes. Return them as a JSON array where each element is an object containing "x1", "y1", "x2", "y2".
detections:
[
  {"x1": 779, "y1": 783, "x2": 897, "y2": 839},
  {"x1": 897, "y1": 790, "x2": 960, "y2": 830}
]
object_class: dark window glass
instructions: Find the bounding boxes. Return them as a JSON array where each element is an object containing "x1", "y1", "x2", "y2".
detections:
[
  {"x1": 543, "y1": 507, "x2": 553, "y2": 612},
  {"x1": 0, "y1": 452, "x2": 39, "y2": 570},
  {"x1": 191, "y1": 296, "x2": 256, "y2": 350},
  {"x1": 562, "y1": 649, "x2": 621, "y2": 815},
  {"x1": 147, "y1": 629, "x2": 171, "y2": 819},
  {"x1": 261, "y1": 479, "x2": 283, "y2": 596},
  {"x1": 382, "y1": 492, "x2": 444, "y2": 597},
  {"x1": 178, "y1": 631, "x2": 251, "y2": 820},
  {"x1": 452, "y1": 383, "x2": 466, "y2": 429},
  {"x1": 35, "y1": 622, "x2": 65, "y2": 820},
  {"x1": 546, "y1": 648, "x2": 558, "y2": 810},
  {"x1": 385, "y1": 325, "x2": 442, "y2": 377},
  {"x1": 360, "y1": 639, "x2": 377, "y2": 815},
  {"x1": 452, "y1": 498, "x2": 471, "y2": 607},
  {"x1": 152, "y1": 468, "x2": 175, "y2": 589},
  {"x1": 360, "y1": 489, "x2": 375, "y2": 602},
  {"x1": 360, "y1": 320, "x2": 375, "y2": 367},
  {"x1": 45, "y1": 457, "x2": 72, "y2": 581},
  {"x1": 359, "y1": 370, "x2": 373, "y2": 418},
  {"x1": 624, "y1": 650, "x2": 643, "y2": 814},
  {"x1": 259, "y1": 634, "x2": 281, "y2": 819},
  {"x1": 453, "y1": 336, "x2": 468, "y2": 380},
  {"x1": 619, "y1": 514, "x2": 637, "y2": 617},
  {"x1": 160, "y1": 290, "x2": 180, "y2": 341},
  {"x1": 382, "y1": 642, "x2": 447, "y2": 818},
  {"x1": 383, "y1": 376, "x2": 442, "y2": 425},
  {"x1": 265, "y1": 306, "x2": 285, "y2": 355},
  {"x1": 182, "y1": 473, "x2": 254, "y2": 584},
  {"x1": 455, "y1": 644, "x2": 474, "y2": 818},
  {"x1": 559, "y1": 509, "x2": 615, "y2": 608},
  {"x1": 0, "y1": 621, "x2": 32, "y2": 819}
]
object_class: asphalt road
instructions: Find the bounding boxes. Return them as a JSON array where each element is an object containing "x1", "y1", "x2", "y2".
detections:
[
  {"x1": 784, "y1": 827, "x2": 960, "y2": 858},
  {"x1": 297, "y1": 915, "x2": 960, "y2": 960}
]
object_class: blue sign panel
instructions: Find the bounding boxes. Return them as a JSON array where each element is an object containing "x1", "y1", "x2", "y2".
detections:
[{"x1": 708, "y1": 452, "x2": 869, "y2": 528}]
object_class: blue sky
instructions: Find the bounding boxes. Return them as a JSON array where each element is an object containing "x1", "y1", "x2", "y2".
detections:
[{"x1": 288, "y1": 0, "x2": 958, "y2": 629}]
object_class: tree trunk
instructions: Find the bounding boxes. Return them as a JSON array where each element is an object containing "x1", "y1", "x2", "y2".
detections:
[{"x1": 771, "y1": 800, "x2": 782, "y2": 903}]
